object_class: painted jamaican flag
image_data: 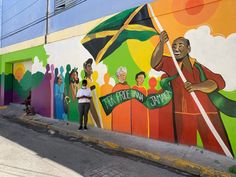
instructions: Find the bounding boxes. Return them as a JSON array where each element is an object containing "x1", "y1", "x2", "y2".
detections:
[{"x1": 81, "y1": 4, "x2": 158, "y2": 63}]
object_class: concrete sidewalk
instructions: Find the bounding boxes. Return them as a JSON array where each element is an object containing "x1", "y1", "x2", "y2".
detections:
[{"x1": 1, "y1": 104, "x2": 236, "y2": 177}]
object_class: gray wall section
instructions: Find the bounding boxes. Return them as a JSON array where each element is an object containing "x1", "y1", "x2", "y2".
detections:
[
  {"x1": 0, "y1": 0, "x2": 154, "y2": 48},
  {"x1": 1, "y1": 0, "x2": 47, "y2": 47},
  {"x1": 48, "y1": 0, "x2": 154, "y2": 33}
]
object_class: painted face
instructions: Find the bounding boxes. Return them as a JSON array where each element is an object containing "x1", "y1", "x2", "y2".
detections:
[
  {"x1": 85, "y1": 64, "x2": 93, "y2": 75},
  {"x1": 58, "y1": 76, "x2": 63, "y2": 85},
  {"x1": 74, "y1": 72, "x2": 78, "y2": 80},
  {"x1": 46, "y1": 64, "x2": 50, "y2": 71},
  {"x1": 104, "y1": 73, "x2": 110, "y2": 84},
  {"x1": 136, "y1": 74, "x2": 145, "y2": 86},
  {"x1": 117, "y1": 71, "x2": 127, "y2": 83},
  {"x1": 60, "y1": 66, "x2": 64, "y2": 73},
  {"x1": 71, "y1": 71, "x2": 78, "y2": 81},
  {"x1": 172, "y1": 38, "x2": 190, "y2": 60}
]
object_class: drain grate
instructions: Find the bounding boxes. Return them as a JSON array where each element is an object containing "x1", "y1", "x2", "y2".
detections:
[{"x1": 84, "y1": 164, "x2": 128, "y2": 177}]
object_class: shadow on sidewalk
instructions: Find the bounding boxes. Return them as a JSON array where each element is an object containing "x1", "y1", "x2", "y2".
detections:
[
  {"x1": 0, "y1": 107, "x2": 196, "y2": 177},
  {"x1": 0, "y1": 104, "x2": 235, "y2": 177}
]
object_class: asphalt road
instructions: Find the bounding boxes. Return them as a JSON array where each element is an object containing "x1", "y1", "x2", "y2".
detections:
[{"x1": 0, "y1": 117, "x2": 195, "y2": 177}]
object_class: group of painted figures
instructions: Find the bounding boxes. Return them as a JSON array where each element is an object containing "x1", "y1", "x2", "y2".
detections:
[{"x1": 52, "y1": 58, "x2": 171, "y2": 137}]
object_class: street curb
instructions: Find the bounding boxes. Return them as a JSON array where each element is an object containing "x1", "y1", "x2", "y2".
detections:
[
  {"x1": 19, "y1": 116, "x2": 234, "y2": 177},
  {"x1": 0, "y1": 106, "x2": 7, "y2": 110}
]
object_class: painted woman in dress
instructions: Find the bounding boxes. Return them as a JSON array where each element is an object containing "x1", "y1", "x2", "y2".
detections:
[
  {"x1": 68, "y1": 68, "x2": 80, "y2": 122},
  {"x1": 54, "y1": 75, "x2": 65, "y2": 120}
]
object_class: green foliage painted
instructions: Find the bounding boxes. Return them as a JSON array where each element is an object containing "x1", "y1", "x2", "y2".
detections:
[
  {"x1": 0, "y1": 45, "x2": 48, "y2": 74},
  {"x1": 197, "y1": 131, "x2": 203, "y2": 148},
  {"x1": 5, "y1": 63, "x2": 13, "y2": 75},
  {"x1": 80, "y1": 69, "x2": 85, "y2": 80},
  {"x1": 89, "y1": 7, "x2": 136, "y2": 34},
  {"x1": 229, "y1": 165, "x2": 236, "y2": 174},
  {"x1": 31, "y1": 72, "x2": 44, "y2": 89},
  {"x1": 0, "y1": 45, "x2": 48, "y2": 101},
  {"x1": 20, "y1": 71, "x2": 32, "y2": 91},
  {"x1": 2, "y1": 69, "x2": 46, "y2": 101},
  {"x1": 13, "y1": 75, "x2": 30, "y2": 100},
  {"x1": 4, "y1": 74, "x2": 13, "y2": 91}
]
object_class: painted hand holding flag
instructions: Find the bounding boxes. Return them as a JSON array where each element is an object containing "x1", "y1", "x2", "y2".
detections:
[{"x1": 81, "y1": 4, "x2": 158, "y2": 64}]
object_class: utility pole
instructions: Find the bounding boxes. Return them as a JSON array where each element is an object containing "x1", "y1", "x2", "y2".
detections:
[{"x1": 45, "y1": 0, "x2": 49, "y2": 44}]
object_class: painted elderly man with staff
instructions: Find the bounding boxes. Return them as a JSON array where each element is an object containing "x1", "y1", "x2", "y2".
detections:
[{"x1": 151, "y1": 31, "x2": 233, "y2": 156}]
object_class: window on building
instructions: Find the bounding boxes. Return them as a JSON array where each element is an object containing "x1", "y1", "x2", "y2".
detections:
[
  {"x1": 55, "y1": 0, "x2": 86, "y2": 13},
  {"x1": 55, "y1": 0, "x2": 66, "y2": 12}
]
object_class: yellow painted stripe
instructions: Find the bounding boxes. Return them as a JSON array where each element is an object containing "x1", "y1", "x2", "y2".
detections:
[
  {"x1": 175, "y1": 112, "x2": 218, "y2": 115},
  {"x1": 81, "y1": 30, "x2": 118, "y2": 43},
  {"x1": 0, "y1": 106, "x2": 7, "y2": 109},
  {"x1": 81, "y1": 24, "x2": 156, "y2": 44},
  {"x1": 0, "y1": 36, "x2": 45, "y2": 55},
  {"x1": 125, "y1": 24, "x2": 156, "y2": 32}
]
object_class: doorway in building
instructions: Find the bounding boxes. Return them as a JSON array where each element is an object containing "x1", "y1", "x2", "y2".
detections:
[{"x1": 12, "y1": 60, "x2": 32, "y2": 104}]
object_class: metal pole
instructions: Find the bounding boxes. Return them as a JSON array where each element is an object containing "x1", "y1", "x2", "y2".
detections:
[{"x1": 45, "y1": 0, "x2": 49, "y2": 44}]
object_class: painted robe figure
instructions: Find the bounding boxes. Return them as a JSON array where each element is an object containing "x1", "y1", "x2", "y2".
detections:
[
  {"x1": 54, "y1": 75, "x2": 65, "y2": 120},
  {"x1": 100, "y1": 73, "x2": 113, "y2": 130},
  {"x1": 147, "y1": 76, "x2": 174, "y2": 142},
  {"x1": 157, "y1": 74, "x2": 175, "y2": 143},
  {"x1": 112, "y1": 67, "x2": 131, "y2": 134},
  {"x1": 68, "y1": 68, "x2": 80, "y2": 122},
  {"x1": 131, "y1": 71, "x2": 148, "y2": 137},
  {"x1": 83, "y1": 58, "x2": 102, "y2": 128},
  {"x1": 31, "y1": 64, "x2": 51, "y2": 117},
  {"x1": 148, "y1": 77, "x2": 159, "y2": 140},
  {"x1": 151, "y1": 31, "x2": 232, "y2": 155}
]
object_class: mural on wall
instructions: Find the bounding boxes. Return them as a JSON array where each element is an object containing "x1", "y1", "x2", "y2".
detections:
[
  {"x1": 1, "y1": 0, "x2": 236, "y2": 157},
  {"x1": 78, "y1": 0, "x2": 236, "y2": 157},
  {"x1": 0, "y1": 45, "x2": 48, "y2": 107},
  {"x1": 1, "y1": 60, "x2": 39, "y2": 105},
  {"x1": 12, "y1": 61, "x2": 32, "y2": 103}
]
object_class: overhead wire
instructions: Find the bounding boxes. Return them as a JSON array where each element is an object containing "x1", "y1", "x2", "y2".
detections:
[
  {"x1": 2, "y1": 0, "x2": 40, "y2": 24},
  {"x1": 1, "y1": 0, "x2": 87, "y2": 40},
  {"x1": 2, "y1": 0, "x2": 24, "y2": 14}
]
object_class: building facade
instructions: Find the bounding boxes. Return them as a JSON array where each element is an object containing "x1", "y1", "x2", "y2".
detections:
[{"x1": 0, "y1": 0, "x2": 236, "y2": 158}]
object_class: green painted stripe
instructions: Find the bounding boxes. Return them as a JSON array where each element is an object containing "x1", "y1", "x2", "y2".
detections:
[
  {"x1": 88, "y1": 7, "x2": 137, "y2": 34},
  {"x1": 0, "y1": 45, "x2": 48, "y2": 74}
]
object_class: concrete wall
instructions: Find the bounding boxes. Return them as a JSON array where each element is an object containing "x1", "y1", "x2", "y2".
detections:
[
  {"x1": 48, "y1": 0, "x2": 154, "y2": 33},
  {"x1": 0, "y1": 0, "x2": 236, "y2": 158},
  {"x1": 1, "y1": 0, "x2": 47, "y2": 47},
  {"x1": 0, "y1": 0, "x2": 153, "y2": 47}
]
